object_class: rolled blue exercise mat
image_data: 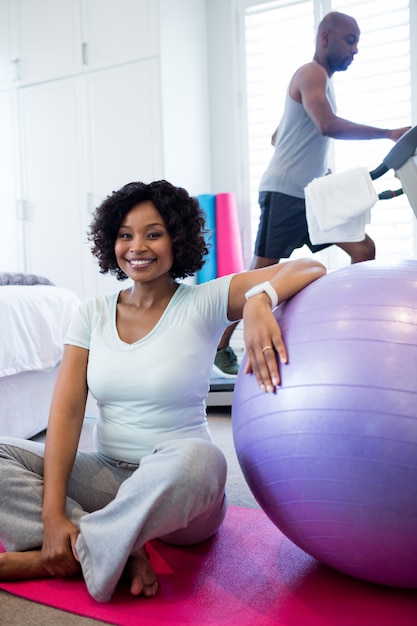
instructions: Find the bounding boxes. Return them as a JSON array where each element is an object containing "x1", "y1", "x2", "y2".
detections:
[{"x1": 197, "y1": 194, "x2": 217, "y2": 283}]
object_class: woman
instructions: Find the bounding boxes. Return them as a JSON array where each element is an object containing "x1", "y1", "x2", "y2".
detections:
[{"x1": 0, "y1": 180, "x2": 326, "y2": 602}]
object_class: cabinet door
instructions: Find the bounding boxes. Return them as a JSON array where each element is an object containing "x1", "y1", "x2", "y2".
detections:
[
  {"x1": 85, "y1": 60, "x2": 162, "y2": 194},
  {"x1": 0, "y1": 91, "x2": 22, "y2": 271},
  {"x1": 81, "y1": 0, "x2": 158, "y2": 71},
  {"x1": 14, "y1": 0, "x2": 82, "y2": 85},
  {"x1": 0, "y1": 0, "x2": 15, "y2": 89},
  {"x1": 18, "y1": 78, "x2": 87, "y2": 296},
  {"x1": 83, "y1": 59, "x2": 163, "y2": 295}
]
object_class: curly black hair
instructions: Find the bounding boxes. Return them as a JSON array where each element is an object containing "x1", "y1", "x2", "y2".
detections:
[{"x1": 88, "y1": 180, "x2": 209, "y2": 281}]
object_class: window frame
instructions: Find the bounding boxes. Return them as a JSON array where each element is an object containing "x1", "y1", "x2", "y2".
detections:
[{"x1": 235, "y1": 0, "x2": 417, "y2": 267}]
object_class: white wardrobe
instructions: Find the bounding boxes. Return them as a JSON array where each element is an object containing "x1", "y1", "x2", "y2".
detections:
[{"x1": 0, "y1": 0, "x2": 212, "y2": 298}]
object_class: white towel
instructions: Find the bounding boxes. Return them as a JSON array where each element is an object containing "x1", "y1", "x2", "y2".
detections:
[
  {"x1": 306, "y1": 199, "x2": 371, "y2": 244},
  {"x1": 305, "y1": 166, "x2": 378, "y2": 242}
]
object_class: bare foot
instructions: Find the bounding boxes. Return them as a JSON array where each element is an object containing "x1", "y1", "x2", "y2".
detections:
[
  {"x1": 0, "y1": 550, "x2": 50, "y2": 581},
  {"x1": 125, "y1": 546, "x2": 158, "y2": 598}
]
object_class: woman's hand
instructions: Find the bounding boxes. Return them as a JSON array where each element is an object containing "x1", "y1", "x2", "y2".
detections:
[
  {"x1": 242, "y1": 294, "x2": 287, "y2": 393},
  {"x1": 41, "y1": 515, "x2": 81, "y2": 578}
]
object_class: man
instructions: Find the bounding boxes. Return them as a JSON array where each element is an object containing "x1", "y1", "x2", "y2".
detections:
[{"x1": 214, "y1": 11, "x2": 410, "y2": 377}]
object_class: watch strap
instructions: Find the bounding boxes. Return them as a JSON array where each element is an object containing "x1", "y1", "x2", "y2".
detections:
[{"x1": 245, "y1": 281, "x2": 278, "y2": 309}]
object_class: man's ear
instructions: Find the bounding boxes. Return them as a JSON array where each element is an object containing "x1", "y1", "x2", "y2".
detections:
[{"x1": 320, "y1": 30, "x2": 330, "y2": 48}]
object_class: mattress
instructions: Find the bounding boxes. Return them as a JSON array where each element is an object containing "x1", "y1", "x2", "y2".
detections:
[
  {"x1": 0, "y1": 366, "x2": 59, "y2": 438},
  {"x1": 0, "y1": 285, "x2": 80, "y2": 377},
  {"x1": 0, "y1": 284, "x2": 80, "y2": 438}
]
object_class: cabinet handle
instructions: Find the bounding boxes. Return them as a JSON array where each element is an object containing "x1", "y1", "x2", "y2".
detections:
[
  {"x1": 16, "y1": 200, "x2": 27, "y2": 220},
  {"x1": 11, "y1": 59, "x2": 21, "y2": 81},
  {"x1": 82, "y1": 43, "x2": 88, "y2": 65},
  {"x1": 87, "y1": 193, "x2": 95, "y2": 215}
]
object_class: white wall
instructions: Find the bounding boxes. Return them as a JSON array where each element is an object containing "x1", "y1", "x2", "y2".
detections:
[
  {"x1": 159, "y1": 0, "x2": 212, "y2": 195},
  {"x1": 160, "y1": 0, "x2": 253, "y2": 263},
  {"x1": 160, "y1": 0, "x2": 245, "y2": 198},
  {"x1": 206, "y1": 0, "x2": 252, "y2": 264}
]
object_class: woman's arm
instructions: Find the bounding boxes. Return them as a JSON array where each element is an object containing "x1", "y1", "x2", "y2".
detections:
[
  {"x1": 228, "y1": 258, "x2": 326, "y2": 393},
  {"x1": 41, "y1": 344, "x2": 89, "y2": 576}
]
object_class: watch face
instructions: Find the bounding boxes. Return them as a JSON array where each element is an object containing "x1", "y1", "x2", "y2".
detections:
[
  {"x1": 245, "y1": 281, "x2": 278, "y2": 308},
  {"x1": 246, "y1": 282, "x2": 267, "y2": 297}
]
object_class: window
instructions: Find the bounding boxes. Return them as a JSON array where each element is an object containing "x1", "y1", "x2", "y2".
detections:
[{"x1": 243, "y1": 0, "x2": 414, "y2": 269}]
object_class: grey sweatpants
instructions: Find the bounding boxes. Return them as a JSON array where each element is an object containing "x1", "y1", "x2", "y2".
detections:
[{"x1": 0, "y1": 436, "x2": 227, "y2": 602}]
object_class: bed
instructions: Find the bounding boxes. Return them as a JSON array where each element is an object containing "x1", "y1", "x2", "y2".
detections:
[{"x1": 0, "y1": 273, "x2": 80, "y2": 439}]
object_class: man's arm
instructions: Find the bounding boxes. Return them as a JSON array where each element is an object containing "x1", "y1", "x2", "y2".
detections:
[{"x1": 291, "y1": 62, "x2": 409, "y2": 141}]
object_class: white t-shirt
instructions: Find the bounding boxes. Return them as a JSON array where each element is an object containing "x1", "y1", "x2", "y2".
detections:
[{"x1": 64, "y1": 275, "x2": 233, "y2": 463}]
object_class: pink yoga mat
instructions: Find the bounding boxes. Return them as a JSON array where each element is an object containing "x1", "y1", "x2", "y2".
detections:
[
  {"x1": 1, "y1": 506, "x2": 417, "y2": 625},
  {"x1": 215, "y1": 193, "x2": 244, "y2": 276}
]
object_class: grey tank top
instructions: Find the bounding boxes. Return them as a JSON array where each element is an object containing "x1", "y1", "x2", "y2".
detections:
[{"x1": 259, "y1": 78, "x2": 337, "y2": 198}]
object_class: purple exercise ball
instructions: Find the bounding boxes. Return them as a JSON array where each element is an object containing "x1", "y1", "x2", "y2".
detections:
[{"x1": 232, "y1": 260, "x2": 417, "y2": 588}]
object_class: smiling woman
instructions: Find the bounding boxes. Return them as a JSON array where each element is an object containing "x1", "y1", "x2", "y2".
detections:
[
  {"x1": 89, "y1": 181, "x2": 208, "y2": 281},
  {"x1": 0, "y1": 178, "x2": 326, "y2": 604},
  {"x1": 114, "y1": 202, "x2": 175, "y2": 285}
]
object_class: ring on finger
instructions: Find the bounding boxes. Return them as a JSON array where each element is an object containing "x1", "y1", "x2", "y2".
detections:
[{"x1": 262, "y1": 345, "x2": 273, "y2": 352}]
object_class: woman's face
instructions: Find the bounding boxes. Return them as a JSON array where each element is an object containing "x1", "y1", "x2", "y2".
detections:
[{"x1": 114, "y1": 201, "x2": 174, "y2": 284}]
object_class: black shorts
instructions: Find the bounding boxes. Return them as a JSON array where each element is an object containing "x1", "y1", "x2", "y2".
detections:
[{"x1": 254, "y1": 191, "x2": 331, "y2": 259}]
